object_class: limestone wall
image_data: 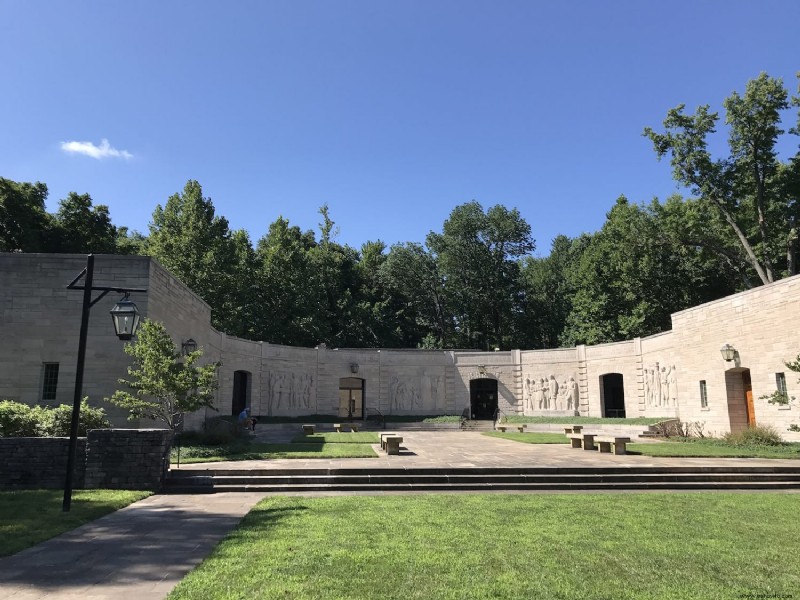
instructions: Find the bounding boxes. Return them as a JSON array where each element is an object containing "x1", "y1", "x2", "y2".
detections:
[
  {"x1": 4, "y1": 253, "x2": 799, "y2": 437},
  {"x1": 671, "y1": 274, "x2": 800, "y2": 436},
  {"x1": 0, "y1": 254, "x2": 151, "y2": 425}
]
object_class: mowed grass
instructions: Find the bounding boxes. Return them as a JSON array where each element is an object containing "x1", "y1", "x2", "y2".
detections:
[
  {"x1": 169, "y1": 493, "x2": 800, "y2": 600},
  {"x1": 0, "y1": 489, "x2": 151, "y2": 556},
  {"x1": 483, "y1": 431, "x2": 569, "y2": 444},
  {"x1": 173, "y1": 442, "x2": 378, "y2": 464},
  {"x1": 629, "y1": 438, "x2": 800, "y2": 459},
  {"x1": 503, "y1": 415, "x2": 668, "y2": 425}
]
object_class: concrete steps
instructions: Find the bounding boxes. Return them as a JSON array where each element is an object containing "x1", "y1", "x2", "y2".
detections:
[
  {"x1": 164, "y1": 466, "x2": 800, "y2": 494},
  {"x1": 460, "y1": 420, "x2": 495, "y2": 432}
]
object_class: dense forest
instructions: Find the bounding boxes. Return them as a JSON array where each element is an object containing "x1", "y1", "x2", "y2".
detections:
[{"x1": 2, "y1": 74, "x2": 799, "y2": 350}]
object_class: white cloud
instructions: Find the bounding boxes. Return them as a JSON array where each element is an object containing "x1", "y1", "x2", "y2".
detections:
[{"x1": 60, "y1": 138, "x2": 133, "y2": 160}]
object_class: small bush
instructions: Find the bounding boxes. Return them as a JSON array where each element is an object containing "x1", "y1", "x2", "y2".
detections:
[
  {"x1": 49, "y1": 400, "x2": 110, "y2": 436},
  {"x1": 0, "y1": 399, "x2": 109, "y2": 437},
  {"x1": 723, "y1": 424, "x2": 784, "y2": 447},
  {"x1": 0, "y1": 400, "x2": 49, "y2": 437}
]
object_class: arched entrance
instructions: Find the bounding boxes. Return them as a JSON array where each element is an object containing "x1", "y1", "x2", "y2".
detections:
[
  {"x1": 600, "y1": 373, "x2": 625, "y2": 418},
  {"x1": 339, "y1": 377, "x2": 364, "y2": 419},
  {"x1": 232, "y1": 370, "x2": 251, "y2": 416},
  {"x1": 725, "y1": 368, "x2": 754, "y2": 433},
  {"x1": 470, "y1": 378, "x2": 498, "y2": 420}
]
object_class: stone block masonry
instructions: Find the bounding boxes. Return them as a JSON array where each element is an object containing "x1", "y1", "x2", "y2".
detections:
[
  {"x1": 0, "y1": 437, "x2": 86, "y2": 489},
  {"x1": 0, "y1": 429, "x2": 172, "y2": 490},
  {"x1": 84, "y1": 429, "x2": 173, "y2": 490}
]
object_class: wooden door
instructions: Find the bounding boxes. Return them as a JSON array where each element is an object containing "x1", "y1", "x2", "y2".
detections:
[{"x1": 745, "y1": 388, "x2": 756, "y2": 426}]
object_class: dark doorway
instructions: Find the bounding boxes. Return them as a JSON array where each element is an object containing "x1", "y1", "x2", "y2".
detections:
[
  {"x1": 600, "y1": 373, "x2": 625, "y2": 418},
  {"x1": 232, "y1": 370, "x2": 251, "y2": 416},
  {"x1": 339, "y1": 377, "x2": 364, "y2": 419},
  {"x1": 470, "y1": 378, "x2": 498, "y2": 420}
]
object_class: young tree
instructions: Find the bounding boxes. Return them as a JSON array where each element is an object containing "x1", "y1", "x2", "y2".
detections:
[{"x1": 107, "y1": 319, "x2": 219, "y2": 430}]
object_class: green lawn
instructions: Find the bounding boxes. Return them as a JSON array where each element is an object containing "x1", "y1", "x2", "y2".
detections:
[
  {"x1": 0, "y1": 489, "x2": 151, "y2": 557},
  {"x1": 291, "y1": 432, "x2": 380, "y2": 444},
  {"x1": 483, "y1": 431, "x2": 569, "y2": 444},
  {"x1": 168, "y1": 493, "x2": 800, "y2": 600},
  {"x1": 172, "y1": 441, "x2": 378, "y2": 464},
  {"x1": 502, "y1": 415, "x2": 669, "y2": 425},
  {"x1": 629, "y1": 438, "x2": 800, "y2": 459}
]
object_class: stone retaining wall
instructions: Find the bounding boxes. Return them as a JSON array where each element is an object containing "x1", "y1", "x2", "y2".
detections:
[
  {"x1": 0, "y1": 429, "x2": 172, "y2": 490},
  {"x1": 0, "y1": 437, "x2": 86, "y2": 489}
]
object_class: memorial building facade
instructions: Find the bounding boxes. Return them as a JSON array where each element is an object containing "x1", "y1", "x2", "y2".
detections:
[{"x1": 2, "y1": 253, "x2": 798, "y2": 437}]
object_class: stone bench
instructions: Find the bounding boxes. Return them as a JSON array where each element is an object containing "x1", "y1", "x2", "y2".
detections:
[
  {"x1": 564, "y1": 425, "x2": 584, "y2": 435},
  {"x1": 384, "y1": 435, "x2": 403, "y2": 455},
  {"x1": 334, "y1": 423, "x2": 360, "y2": 432},
  {"x1": 595, "y1": 436, "x2": 631, "y2": 455},
  {"x1": 302, "y1": 424, "x2": 315, "y2": 435},
  {"x1": 567, "y1": 433, "x2": 596, "y2": 451},
  {"x1": 380, "y1": 433, "x2": 398, "y2": 450},
  {"x1": 496, "y1": 425, "x2": 525, "y2": 433}
]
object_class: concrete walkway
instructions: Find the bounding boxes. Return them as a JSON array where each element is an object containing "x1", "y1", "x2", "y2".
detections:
[
  {"x1": 0, "y1": 493, "x2": 266, "y2": 600},
  {"x1": 2, "y1": 431, "x2": 798, "y2": 599}
]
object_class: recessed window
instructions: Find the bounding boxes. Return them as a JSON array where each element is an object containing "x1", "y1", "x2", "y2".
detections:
[
  {"x1": 42, "y1": 363, "x2": 59, "y2": 401},
  {"x1": 699, "y1": 380, "x2": 708, "y2": 409},
  {"x1": 776, "y1": 372, "x2": 788, "y2": 394}
]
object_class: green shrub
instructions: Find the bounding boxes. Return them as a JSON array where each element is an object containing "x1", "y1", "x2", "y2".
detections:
[
  {"x1": 0, "y1": 399, "x2": 109, "y2": 437},
  {"x1": 48, "y1": 399, "x2": 110, "y2": 436},
  {"x1": 723, "y1": 424, "x2": 784, "y2": 447},
  {"x1": 0, "y1": 400, "x2": 48, "y2": 437}
]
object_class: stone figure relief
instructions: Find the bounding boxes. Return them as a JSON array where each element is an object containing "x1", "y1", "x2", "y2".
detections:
[
  {"x1": 267, "y1": 370, "x2": 313, "y2": 415},
  {"x1": 389, "y1": 376, "x2": 422, "y2": 412},
  {"x1": 643, "y1": 362, "x2": 677, "y2": 408},
  {"x1": 421, "y1": 373, "x2": 444, "y2": 412},
  {"x1": 523, "y1": 373, "x2": 578, "y2": 412}
]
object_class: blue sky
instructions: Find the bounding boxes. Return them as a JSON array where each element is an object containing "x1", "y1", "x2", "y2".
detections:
[{"x1": 2, "y1": 1, "x2": 799, "y2": 256}]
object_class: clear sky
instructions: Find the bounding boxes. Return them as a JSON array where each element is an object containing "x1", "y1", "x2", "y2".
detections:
[{"x1": 2, "y1": 1, "x2": 799, "y2": 256}]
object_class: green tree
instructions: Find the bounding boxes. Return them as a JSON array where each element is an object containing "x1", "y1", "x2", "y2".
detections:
[
  {"x1": 559, "y1": 196, "x2": 739, "y2": 346},
  {"x1": 427, "y1": 201, "x2": 534, "y2": 349},
  {"x1": 0, "y1": 177, "x2": 53, "y2": 252},
  {"x1": 147, "y1": 180, "x2": 245, "y2": 334},
  {"x1": 254, "y1": 216, "x2": 315, "y2": 345},
  {"x1": 380, "y1": 242, "x2": 449, "y2": 347},
  {"x1": 519, "y1": 234, "x2": 580, "y2": 349},
  {"x1": 51, "y1": 192, "x2": 117, "y2": 253},
  {"x1": 107, "y1": 319, "x2": 219, "y2": 430},
  {"x1": 644, "y1": 72, "x2": 800, "y2": 285}
]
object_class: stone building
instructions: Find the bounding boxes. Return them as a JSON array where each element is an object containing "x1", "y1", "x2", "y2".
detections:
[{"x1": 1, "y1": 253, "x2": 798, "y2": 437}]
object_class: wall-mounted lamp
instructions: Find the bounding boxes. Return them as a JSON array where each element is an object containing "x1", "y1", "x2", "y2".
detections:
[
  {"x1": 478, "y1": 364, "x2": 487, "y2": 375},
  {"x1": 182, "y1": 338, "x2": 198, "y2": 355},
  {"x1": 350, "y1": 363, "x2": 359, "y2": 374},
  {"x1": 720, "y1": 343, "x2": 737, "y2": 362}
]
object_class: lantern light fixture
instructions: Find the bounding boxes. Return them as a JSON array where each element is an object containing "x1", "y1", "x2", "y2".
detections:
[
  {"x1": 109, "y1": 293, "x2": 141, "y2": 340},
  {"x1": 720, "y1": 343, "x2": 737, "y2": 362},
  {"x1": 182, "y1": 338, "x2": 198, "y2": 355}
]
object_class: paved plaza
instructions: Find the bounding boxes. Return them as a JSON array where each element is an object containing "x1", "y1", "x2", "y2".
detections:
[{"x1": 2, "y1": 431, "x2": 798, "y2": 599}]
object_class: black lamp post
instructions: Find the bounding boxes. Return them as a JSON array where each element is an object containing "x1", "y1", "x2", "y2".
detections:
[{"x1": 63, "y1": 254, "x2": 147, "y2": 512}]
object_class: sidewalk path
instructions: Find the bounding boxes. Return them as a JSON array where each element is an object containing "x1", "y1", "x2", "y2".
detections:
[{"x1": 0, "y1": 493, "x2": 266, "y2": 600}]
